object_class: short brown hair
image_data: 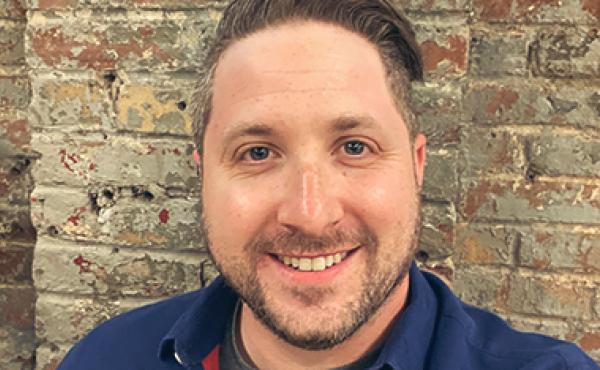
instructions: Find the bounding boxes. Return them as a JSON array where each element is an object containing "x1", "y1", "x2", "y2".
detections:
[{"x1": 192, "y1": 0, "x2": 423, "y2": 152}]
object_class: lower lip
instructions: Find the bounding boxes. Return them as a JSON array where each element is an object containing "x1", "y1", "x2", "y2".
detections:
[{"x1": 263, "y1": 248, "x2": 360, "y2": 285}]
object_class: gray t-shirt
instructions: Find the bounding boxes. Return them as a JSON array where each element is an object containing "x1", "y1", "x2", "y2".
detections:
[{"x1": 219, "y1": 301, "x2": 383, "y2": 370}]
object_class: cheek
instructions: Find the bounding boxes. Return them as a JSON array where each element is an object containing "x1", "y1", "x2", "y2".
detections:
[
  {"x1": 346, "y1": 169, "x2": 417, "y2": 229},
  {"x1": 203, "y1": 175, "x2": 279, "y2": 245}
]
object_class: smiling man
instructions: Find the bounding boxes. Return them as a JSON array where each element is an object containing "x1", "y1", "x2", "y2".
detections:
[{"x1": 57, "y1": 1, "x2": 598, "y2": 370}]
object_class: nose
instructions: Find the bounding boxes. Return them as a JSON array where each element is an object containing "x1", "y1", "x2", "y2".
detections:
[{"x1": 276, "y1": 163, "x2": 344, "y2": 237}]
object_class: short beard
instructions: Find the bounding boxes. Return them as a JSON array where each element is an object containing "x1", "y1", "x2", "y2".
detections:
[{"x1": 203, "y1": 205, "x2": 421, "y2": 351}]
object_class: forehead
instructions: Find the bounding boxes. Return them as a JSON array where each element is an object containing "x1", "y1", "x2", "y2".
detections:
[{"x1": 208, "y1": 20, "x2": 404, "y2": 138}]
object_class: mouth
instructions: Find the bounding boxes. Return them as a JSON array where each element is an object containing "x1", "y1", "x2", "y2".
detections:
[{"x1": 269, "y1": 248, "x2": 358, "y2": 272}]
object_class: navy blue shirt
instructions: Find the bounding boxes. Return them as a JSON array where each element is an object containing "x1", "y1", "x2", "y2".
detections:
[{"x1": 58, "y1": 263, "x2": 598, "y2": 370}]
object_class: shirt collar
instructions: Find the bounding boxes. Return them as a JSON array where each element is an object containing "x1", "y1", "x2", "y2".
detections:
[{"x1": 158, "y1": 261, "x2": 439, "y2": 369}]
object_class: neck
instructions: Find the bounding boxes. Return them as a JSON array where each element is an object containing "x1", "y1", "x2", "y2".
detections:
[{"x1": 239, "y1": 274, "x2": 410, "y2": 370}]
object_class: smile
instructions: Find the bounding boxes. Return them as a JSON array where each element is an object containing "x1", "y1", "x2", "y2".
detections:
[{"x1": 274, "y1": 251, "x2": 352, "y2": 272}]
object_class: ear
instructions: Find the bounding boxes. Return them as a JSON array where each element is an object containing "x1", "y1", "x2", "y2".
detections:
[
  {"x1": 193, "y1": 149, "x2": 201, "y2": 166},
  {"x1": 413, "y1": 133, "x2": 426, "y2": 188}
]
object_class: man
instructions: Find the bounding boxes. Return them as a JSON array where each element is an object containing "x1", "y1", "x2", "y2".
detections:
[{"x1": 58, "y1": 1, "x2": 598, "y2": 369}]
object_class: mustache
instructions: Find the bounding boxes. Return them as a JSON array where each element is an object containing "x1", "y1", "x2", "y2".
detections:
[{"x1": 245, "y1": 225, "x2": 378, "y2": 255}]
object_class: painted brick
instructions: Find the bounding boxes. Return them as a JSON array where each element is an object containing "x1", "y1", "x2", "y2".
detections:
[
  {"x1": 419, "y1": 202, "x2": 455, "y2": 259},
  {"x1": 455, "y1": 224, "x2": 516, "y2": 266},
  {"x1": 0, "y1": 287, "x2": 35, "y2": 331},
  {"x1": 115, "y1": 72, "x2": 195, "y2": 135},
  {"x1": 595, "y1": 289, "x2": 600, "y2": 319},
  {"x1": 0, "y1": 76, "x2": 29, "y2": 109},
  {"x1": 411, "y1": 81, "x2": 463, "y2": 146},
  {"x1": 36, "y1": 294, "x2": 152, "y2": 344},
  {"x1": 28, "y1": 0, "x2": 226, "y2": 10},
  {"x1": 0, "y1": 113, "x2": 31, "y2": 156},
  {"x1": 520, "y1": 229, "x2": 600, "y2": 272},
  {"x1": 531, "y1": 27, "x2": 600, "y2": 78},
  {"x1": 465, "y1": 79, "x2": 600, "y2": 129},
  {"x1": 30, "y1": 71, "x2": 195, "y2": 135},
  {"x1": 30, "y1": 185, "x2": 203, "y2": 249},
  {"x1": 506, "y1": 316, "x2": 572, "y2": 340},
  {"x1": 0, "y1": 156, "x2": 33, "y2": 203},
  {"x1": 422, "y1": 149, "x2": 458, "y2": 201},
  {"x1": 0, "y1": 245, "x2": 33, "y2": 283},
  {"x1": 0, "y1": 0, "x2": 26, "y2": 19},
  {"x1": 29, "y1": 71, "x2": 113, "y2": 130},
  {"x1": 0, "y1": 20, "x2": 25, "y2": 65},
  {"x1": 413, "y1": 21, "x2": 468, "y2": 79},
  {"x1": 33, "y1": 237, "x2": 209, "y2": 297},
  {"x1": 0, "y1": 326, "x2": 35, "y2": 370},
  {"x1": 27, "y1": 10, "x2": 219, "y2": 71},
  {"x1": 395, "y1": 0, "x2": 469, "y2": 12},
  {"x1": 528, "y1": 133, "x2": 600, "y2": 178},
  {"x1": 506, "y1": 273, "x2": 594, "y2": 319},
  {"x1": 459, "y1": 127, "x2": 525, "y2": 178},
  {"x1": 505, "y1": 315, "x2": 600, "y2": 362},
  {"x1": 32, "y1": 132, "x2": 198, "y2": 189},
  {"x1": 454, "y1": 265, "x2": 510, "y2": 313},
  {"x1": 0, "y1": 206, "x2": 36, "y2": 243},
  {"x1": 35, "y1": 343, "x2": 69, "y2": 370},
  {"x1": 460, "y1": 178, "x2": 600, "y2": 223},
  {"x1": 469, "y1": 27, "x2": 529, "y2": 76},
  {"x1": 473, "y1": 0, "x2": 600, "y2": 23}
]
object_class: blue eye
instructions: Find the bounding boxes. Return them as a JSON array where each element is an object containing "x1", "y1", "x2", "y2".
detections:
[
  {"x1": 248, "y1": 147, "x2": 270, "y2": 161},
  {"x1": 344, "y1": 141, "x2": 366, "y2": 155}
]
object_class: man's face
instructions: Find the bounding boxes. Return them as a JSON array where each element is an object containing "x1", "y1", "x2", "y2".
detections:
[{"x1": 201, "y1": 21, "x2": 426, "y2": 350}]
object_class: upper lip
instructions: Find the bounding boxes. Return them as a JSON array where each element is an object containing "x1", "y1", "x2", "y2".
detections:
[{"x1": 268, "y1": 246, "x2": 360, "y2": 258}]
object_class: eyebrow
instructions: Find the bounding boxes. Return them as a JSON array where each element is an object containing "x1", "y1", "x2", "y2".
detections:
[
  {"x1": 220, "y1": 115, "x2": 380, "y2": 150},
  {"x1": 329, "y1": 115, "x2": 379, "y2": 133},
  {"x1": 221, "y1": 122, "x2": 277, "y2": 149}
]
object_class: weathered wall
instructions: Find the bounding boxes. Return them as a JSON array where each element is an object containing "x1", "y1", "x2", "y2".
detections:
[
  {"x1": 0, "y1": 0, "x2": 37, "y2": 369},
  {"x1": 0, "y1": 0, "x2": 597, "y2": 368}
]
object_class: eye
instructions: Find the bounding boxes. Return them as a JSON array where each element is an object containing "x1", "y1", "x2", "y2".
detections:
[
  {"x1": 242, "y1": 146, "x2": 271, "y2": 161},
  {"x1": 343, "y1": 140, "x2": 368, "y2": 156}
]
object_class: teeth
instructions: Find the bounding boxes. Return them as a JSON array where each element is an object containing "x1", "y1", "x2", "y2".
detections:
[
  {"x1": 325, "y1": 255, "x2": 334, "y2": 267},
  {"x1": 312, "y1": 257, "x2": 326, "y2": 271},
  {"x1": 277, "y1": 251, "x2": 350, "y2": 271},
  {"x1": 299, "y1": 258, "x2": 312, "y2": 271}
]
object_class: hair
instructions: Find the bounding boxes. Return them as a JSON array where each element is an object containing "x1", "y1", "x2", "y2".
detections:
[{"x1": 191, "y1": 0, "x2": 423, "y2": 153}]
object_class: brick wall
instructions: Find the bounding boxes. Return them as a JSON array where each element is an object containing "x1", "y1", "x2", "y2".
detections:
[
  {"x1": 0, "y1": 0, "x2": 37, "y2": 369},
  {"x1": 0, "y1": 0, "x2": 597, "y2": 368}
]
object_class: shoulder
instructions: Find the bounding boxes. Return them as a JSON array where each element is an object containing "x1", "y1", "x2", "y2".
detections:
[
  {"x1": 57, "y1": 289, "x2": 201, "y2": 370},
  {"x1": 422, "y1": 271, "x2": 598, "y2": 370}
]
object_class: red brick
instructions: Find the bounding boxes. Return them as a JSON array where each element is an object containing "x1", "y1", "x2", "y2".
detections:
[
  {"x1": 28, "y1": 11, "x2": 218, "y2": 71},
  {"x1": 0, "y1": 20, "x2": 25, "y2": 65},
  {"x1": 474, "y1": 0, "x2": 600, "y2": 23},
  {"x1": 520, "y1": 230, "x2": 600, "y2": 272},
  {"x1": 531, "y1": 27, "x2": 600, "y2": 78},
  {"x1": 0, "y1": 157, "x2": 34, "y2": 203},
  {"x1": 460, "y1": 178, "x2": 600, "y2": 224},
  {"x1": 0, "y1": 246, "x2": 33, "y2": 283},
  {"x1": 465, "y1": 79, "x2": 600, "y2": 129},
  {"x1": 0, "y1": 116, "x2": 31, "y2": 154},
  {"x1": 455, "y1": 224, "x2": 516, "y2": 266},
  {"x1": 34, "y1": 238, "x2": 210, "y2": 297},
  {"x1": 506, "y1": 273, "x2": 594, "y2": 319},
  {"x1": 459, "y1": 128, "x2": 525, "y2": 178},
  {"x1": 31, "y1": 0, "x2": 225, "y2": 10},
  {"x1": 0, "y1": 76, "x2": 29, "y2": 109},
  {"x1": 0, "y1": 0, "x2": 26, "y2": 19},
  {"x1": 0, "y1": 207, "x2": 36, "y2": 243},
  {"x1": 0, "y1": 287, "x2": 35, "y2": 331},
  {"x1": 411, "y1": 81, "x2": 463, "y2": 146},
  {"x1": 413, "y1": 22, "x2": 468, "y2": 79}
]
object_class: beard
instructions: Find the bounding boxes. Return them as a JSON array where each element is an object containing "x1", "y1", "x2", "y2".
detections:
[{"x1": 202, "y1": 199, "x2": 421, "y2": 351}]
